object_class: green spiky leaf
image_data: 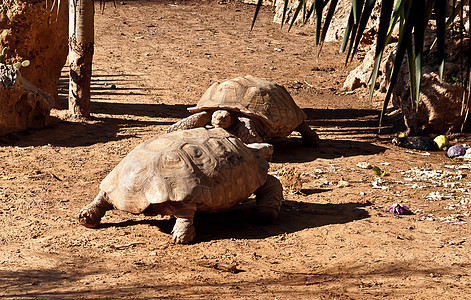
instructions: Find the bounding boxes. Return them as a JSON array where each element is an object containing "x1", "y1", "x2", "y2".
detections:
[
  {"x1": 345, "y1": 0, "x2": 364, "y2": 62},
  {"x1": 281, "y1": 0, "x2": 290, "y2": 29},
  {"x1": 319, "y1": 0, "x2": 339, "y2": 43},
  {"x1": 412, "y1": 0, "x2": 427, "y2": 106},
  {"x1": 380, "y1": 0, "x2": 415, "y2": 129},
  {"x1": 314, "y1": 0, "x2": 326, "y2": 45},
  {"x1": 368, "y1": 0, "x2": 394, "y2": 102},
  {"x1": 304, "y1": 0, "x2": 316, "y2": 25},
  {"x1": 251, "y1": 0, "x2": 264, "y2": 30},
  {"x1": 288, "y1": 0, "x2": 306, "y2": 32},
  {"x1": 349, "y1": 0, "x2": 375, "y2": 63},
  {"x1": 341, "y1": 10, "x2": 355, "y2": 52},
  {"x1": 435, "y1": 0, "x2": 446, "y2": 80}
]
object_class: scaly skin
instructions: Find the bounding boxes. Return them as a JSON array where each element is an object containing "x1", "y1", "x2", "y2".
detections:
[
  {"x1": 78, "y1": 190, "x2": 114, "y2": 228},
  {"x1": 230, "y1": 116, "x2": 264, "y2": 144},
  {"x1": 252, "y1": 175, "x2": 283, "y2": 223},
  {"x1": 170, "y1": 202, "x2": 197, "y2": 244},
  {"x1": 295, "y1": 121, "x2": 320, "y2": 147},
  {"x1": 172, "y1": 217, "x2": 196, "y2": 244},
  {"x1": 211, "y1": 110, "x2": 233, "y2": 128},
  {"x1": 166, "y1": 111, "x2": 212, "y2": 133}
]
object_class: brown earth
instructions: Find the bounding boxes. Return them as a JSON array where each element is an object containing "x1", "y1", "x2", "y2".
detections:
[{"x1": 1, "y1": 0, "x2": 470, "y2": 299}]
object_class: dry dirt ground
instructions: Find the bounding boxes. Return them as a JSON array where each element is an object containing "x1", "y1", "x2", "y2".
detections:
[{"x1": 1, "y1": 0, "x2": 471, "y2": 299}]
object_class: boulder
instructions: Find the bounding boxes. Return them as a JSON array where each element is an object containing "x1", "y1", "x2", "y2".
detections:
[
  {"x1": 391, "y1": 69, "x2": 464, "y2": 135},
  {"x1": 0, "y1": 64, "x2": 52, "y2": 136},
  {"x1": 343, "y1": 43, "x2": 395, "y2": 91},
  {"x1": 272, "y1": 0, "x2": 381, "y2": 43},
  {"x1": 0, "y1": 0, "x2": 68, "y2": 108},
  {"x1": 384, "y1": 36, "x2": 468, "y2": 134}
]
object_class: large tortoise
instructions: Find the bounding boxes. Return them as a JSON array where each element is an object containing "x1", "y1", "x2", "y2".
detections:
[
  {"x1": 167, "y1": 75, "x2": 319, "y2": 146},
  {"x1": 78, "y1": 127, "x2": 283, "y2": 244}
]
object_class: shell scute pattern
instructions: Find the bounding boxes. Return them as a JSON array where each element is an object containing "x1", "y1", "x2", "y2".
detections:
[
  {"x1": 78, "y1": 127, "x2": 284, "y2": 243},
  {"x1": 99, "y1": 128, "x2": 268, "y2": 214},
  {"x1": 190, "y1": 75, "x2": 306, "y2": 137}
]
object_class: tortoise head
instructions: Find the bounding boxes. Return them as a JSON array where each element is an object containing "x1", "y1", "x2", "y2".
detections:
[{"x1": 211, "y1": 109, "x2": 234, "y2": 129}]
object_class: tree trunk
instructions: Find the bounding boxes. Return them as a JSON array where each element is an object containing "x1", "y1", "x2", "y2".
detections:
[{"x1": 68, "y1": 0, "x2": 94, "y2": 118}]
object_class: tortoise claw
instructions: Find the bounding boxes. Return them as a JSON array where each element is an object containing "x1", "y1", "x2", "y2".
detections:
[{"x1": 171, "y1": 217, "x2": 196, "y2": 244}]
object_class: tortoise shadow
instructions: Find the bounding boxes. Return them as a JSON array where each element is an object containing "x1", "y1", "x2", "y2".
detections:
[
  {"x1": 99, "y1": 200, "x2": 370, "y2": 242},
  {"x1": 270, "y1": 138, "x2": 387, "y2": 163}
]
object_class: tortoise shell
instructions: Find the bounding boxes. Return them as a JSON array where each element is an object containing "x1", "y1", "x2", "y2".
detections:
[
  {"x1": 99, "y1": 127, "x2": 268, "y2": 214},
  {"x1": 188, "y1": 75, "x2": 307, "y2": 138}
]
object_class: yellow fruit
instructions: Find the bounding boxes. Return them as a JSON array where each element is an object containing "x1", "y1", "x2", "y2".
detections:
[{"x1": 433, "y1": 135, "x2": 449, "y2": 150}]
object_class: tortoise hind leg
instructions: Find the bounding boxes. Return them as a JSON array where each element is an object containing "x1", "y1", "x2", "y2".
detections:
[
  {"x1": 170, "y1": 202, "x2": 197, "y2": 244},
  {"x1": 296, "y1": 121, "x2": 320, "y2": 147},
  {"x1": 172, "y1": 217, "x2": 196, "y2": 244},
  {"x1": 78, "y1": 190, "x2": 114, "y2": 228},
  {"x1": 166, "y1": 111, "x2": 212, "y2": 133},
  {"x1": 253, "y1": 175, "x2": 283, "y2": 223}
]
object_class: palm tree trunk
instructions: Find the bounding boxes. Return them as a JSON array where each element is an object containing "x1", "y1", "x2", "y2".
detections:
[{"x1": 68, "y1": 0, "x2": 94, "y2": 118}]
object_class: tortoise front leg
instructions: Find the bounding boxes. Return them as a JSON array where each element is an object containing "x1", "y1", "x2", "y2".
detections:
[
  {"x1": 166, "y1": 111, "x2": 212, "y2": 133},
  {"x1": 78, "y1": 190, "x2": 114, "y2": 228},
  {"x1": 253, "y1": 175, "x2": 283, "y2": 223},
  {"x1": 231, "y1": 117, "x2": 264, "y2": 144},
  {"x1": 296, "y1": 121, "x2": 320, "y2": 147}
]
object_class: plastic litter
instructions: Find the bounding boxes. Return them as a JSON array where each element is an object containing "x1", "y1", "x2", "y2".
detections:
[
  {"x1": 387, "y1": 203, "x2": 413, "y2": 215},
  {"x1": 447, "y1": 145, "x2": 468, "y2": 158}
]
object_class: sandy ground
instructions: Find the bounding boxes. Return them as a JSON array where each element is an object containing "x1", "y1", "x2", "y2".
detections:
[{"x1": 1, "y1": 0, "x2": 470, "y2": 299}]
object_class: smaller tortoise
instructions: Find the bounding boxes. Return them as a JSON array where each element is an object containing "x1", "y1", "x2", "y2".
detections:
[
  {"x1": 78, "y1": 127, "x2": 282, "y2": 244},
  {"x1": 167, "y1": 75, "x2": 319, "y2": 146}
]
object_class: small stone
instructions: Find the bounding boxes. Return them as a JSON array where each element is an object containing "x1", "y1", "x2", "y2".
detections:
[{"x1": 357, "y1": 162, "x2": 372, "y2": 169}]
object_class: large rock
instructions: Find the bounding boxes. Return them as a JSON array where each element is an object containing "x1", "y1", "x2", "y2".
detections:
[
  {"x1": 343, "y1": 43, "x2": 396, "y2": 91},
  {"x1": 272, "y1": 0, "x2": 381, "y2": 43},
  {"x1": 0, "y1": 0, "x2": 68, "y2": 108},
  {"x1": 0, "y1": 64, "x2": 52, "y2": 136},
  {"x1": 382, "y1": 35, "x2": 468, "y2": 134},
  {"x1": 390, "y1": 67, "x2": 465, "y2": 135}
]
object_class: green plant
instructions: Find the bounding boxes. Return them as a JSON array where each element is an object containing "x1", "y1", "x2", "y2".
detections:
[
  {"x1": 448, "y1": 72, "x2": 460, "y2": 83},
  {"x1": 0, "y1": 47, "x2": 7, "y2": 63},
  {"x1": 0, "y1": 46, "x2": 30, "y2": 69},
  {"x1": 252, "y1": 0, "x2": 471, "y2": 131}
]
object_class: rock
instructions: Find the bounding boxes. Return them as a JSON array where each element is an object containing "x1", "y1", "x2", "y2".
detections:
[
  {"x1": 391, "y1": 68, "x2": 464, "y2": 135},
  {"x1": 272, "y1": 0, "x2": 381, "y2": 43},
  {"x1": 343, "y1": 43, "x2": 395, "y2": 91},
  {"x1": 0, "y1": 0, "x2": 68, "y2": 108},
  {"x1": 392, "y1": 135, "x2": 438, "y2": 151},
  {"x1": 382, "y1": 35, "x2": 468, "y2": 134},
  {"x1": 0, "y1": 64, "x2": 52, "y2": 136}
]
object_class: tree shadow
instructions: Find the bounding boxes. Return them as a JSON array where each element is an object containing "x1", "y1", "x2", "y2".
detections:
[
  {"x1": 0, "y1": 116, "x2": 166, "y2": 147},
  {"x1": 304, "y1": 108, "x2": 401, "y2": 137},
  {"x1": 1, "y1": 260, "x2": 466, "y2": 299},
  {"x1": 91, "y1": 102, "x2": 191, "y2": 119},
  {"x1": 98, "y1": 199, "x2": 370, "y2": 243}
]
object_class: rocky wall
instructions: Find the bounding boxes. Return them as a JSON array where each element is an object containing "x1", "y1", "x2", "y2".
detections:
[{"x1": 0, "y1": 0, "x2": 68, "y2": 108}]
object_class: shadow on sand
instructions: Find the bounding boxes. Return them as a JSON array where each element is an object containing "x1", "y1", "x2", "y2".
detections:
[{"x1": 99, "y1": 199, "x2": 370, "y2": 243}]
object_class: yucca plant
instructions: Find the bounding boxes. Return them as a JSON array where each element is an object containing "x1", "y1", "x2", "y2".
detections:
[{"x1": 253, "y1": 0, "x2": 471, "y2": 132}]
